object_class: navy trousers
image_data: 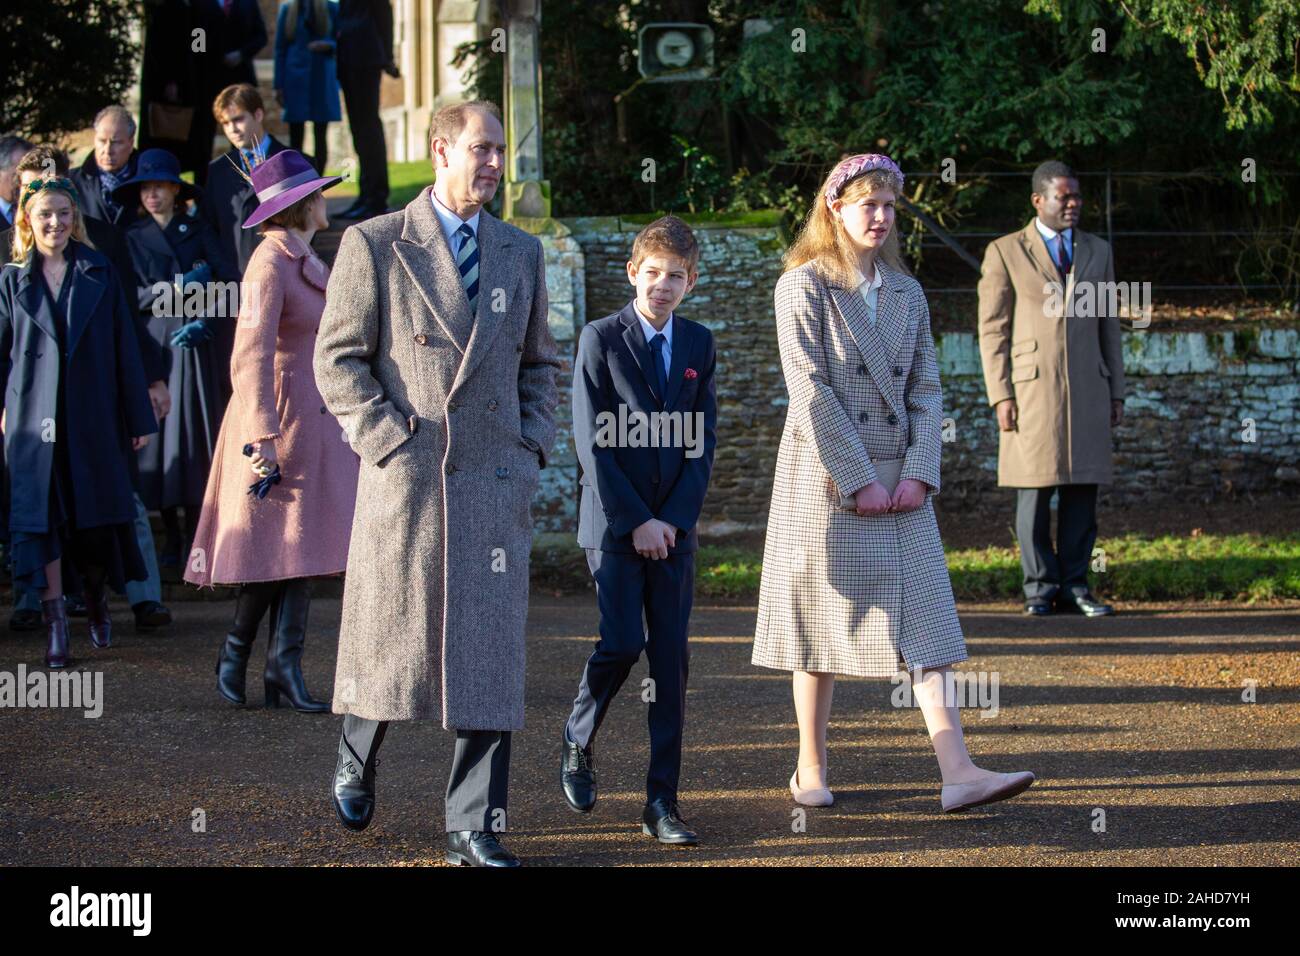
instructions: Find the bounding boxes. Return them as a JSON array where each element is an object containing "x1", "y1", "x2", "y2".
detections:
[
  {"x1": 565, "y1": 548, "x2": 694, "y2": 804},
  {"x1": 1015, "y1": 484, "x2": 1099, "y2": 600}
]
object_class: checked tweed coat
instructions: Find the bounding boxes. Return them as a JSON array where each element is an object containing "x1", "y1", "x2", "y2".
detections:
[
  {"x1": 752, "y1": 261, "x2": 967, "y2": 677},
  {"x1": 313, "y1": 186, "x2": 560, "y2": 729}
]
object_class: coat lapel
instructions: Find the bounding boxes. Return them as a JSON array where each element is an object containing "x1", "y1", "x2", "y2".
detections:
[
  {"x1": 65, "y1": 245, "x2": 106, "y2": 356},
  {"x1": 453, "y1": 209, "x2": 514, "y2": 394},
  {"x1": 394, "y1": 187, "x2": 474, "y2": 355},
  {"x1": 828, "y1": 267, "x2": 906, "y2": 420},
  {"x1": 618, "y1": 302, "x2": 665, "y2": 405},
  {"x1": 662, "y1": 312, "x2": 692, "y2": 410},
  {"x1": 15, "y1": 257, "x2": 58, "y2": 344},
  {"x1": 1019, "y1": 220, "x2": 1061, "y2": 289}
]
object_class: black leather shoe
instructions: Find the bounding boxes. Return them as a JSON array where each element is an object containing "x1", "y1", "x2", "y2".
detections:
[
  {"x1": 1058, "y1": 591, "x2": 1114, "y2": 616},
  {"x1": 1023, "y1": 596, "x2": 1054, "y2": 616},
  {"x1": 132, "y1": 600, "x2": 173, "y2": 630},
  {"x1": 445, "y1": 831, "x2": 521, "y2": 867},
  {"x1": 332, "y1": 734, "x2": 379, "y2": 832},
  {"x1": 641, "y1": 798, "x2": 698, "y2": 846},
  {"x1": 560, "y1": 731, "x2": 596, "y2": 813},
  {"x1": 9, "y1": 608, "x2": 42, "y2": 632}
]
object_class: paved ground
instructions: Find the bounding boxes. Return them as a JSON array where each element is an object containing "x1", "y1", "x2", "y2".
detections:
[{"x1": 1, "y1": 594, "x2": 1297, "y2": 866}]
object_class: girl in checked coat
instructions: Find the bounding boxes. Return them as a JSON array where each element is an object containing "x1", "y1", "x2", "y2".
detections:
[{"x1": 752, "y1": 154, "x2": 1036, "y2": 814}]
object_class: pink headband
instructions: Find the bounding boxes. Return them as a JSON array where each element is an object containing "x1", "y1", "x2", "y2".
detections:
[{"x1": 824, "y1": 153, "x2": 904, "y2": 209}]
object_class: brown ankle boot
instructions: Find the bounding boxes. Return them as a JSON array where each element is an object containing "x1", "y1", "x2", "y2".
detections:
[{"x1": 42, "y1": 598, "x2": 71, "y2": 668}]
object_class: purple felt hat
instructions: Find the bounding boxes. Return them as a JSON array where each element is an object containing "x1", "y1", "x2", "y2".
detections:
[{"x1": 241, "y1": 149, "x2": 342, "y2": 229}]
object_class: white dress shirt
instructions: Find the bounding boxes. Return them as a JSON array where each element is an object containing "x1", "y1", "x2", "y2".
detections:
[
  {"x1": 635, "y1": 305, "x2": 674, "y2": 382},
  {"x1": 431, "y1": 189, "x2": 481, "y2": 257},
  {"x1": 848, "y1": 264, "x2": 884, "y2": 326}
]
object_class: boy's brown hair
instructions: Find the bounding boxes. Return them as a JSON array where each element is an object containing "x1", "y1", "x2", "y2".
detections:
[
  {"x1": 213, "y1": 84, "x2": 264, "y2": 122},
  {"x1": 16, "y1": 145, "x2": 71, "y2": 179},
  {"x1": 630, "y1": 215, "x2": 699, "y2": 273}
]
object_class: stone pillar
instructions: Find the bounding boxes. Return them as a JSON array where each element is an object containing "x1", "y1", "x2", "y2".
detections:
[{"x1": 501, "y1": 0, "x2": 550, "y2": 218}]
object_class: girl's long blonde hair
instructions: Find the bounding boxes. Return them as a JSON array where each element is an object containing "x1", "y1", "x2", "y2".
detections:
[
  {"x1": 784, "y1": 163, "x2": 910, "y2": 287},
  {"x1": 8, "y1": 178, "x2": 91, "y2": 264},
  {"x1": 284, "y1": 0, "x2": 331, "y2": 43}
]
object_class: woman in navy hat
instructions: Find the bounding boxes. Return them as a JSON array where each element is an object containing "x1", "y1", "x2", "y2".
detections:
[
  {"x1": 113, "y1": 148, "x2": 236, "y2": 568},
  {"x1": 185, "y1": 149, "x2": 358, "y2": 713}
]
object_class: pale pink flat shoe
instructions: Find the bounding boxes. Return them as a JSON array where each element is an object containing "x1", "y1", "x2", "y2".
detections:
[
  {"x1": 941, "y1": 770, "x2": 1036, "y2": 812},
  {"x1": 789, "y1": 767, "x2": 833, "y2": 807}
]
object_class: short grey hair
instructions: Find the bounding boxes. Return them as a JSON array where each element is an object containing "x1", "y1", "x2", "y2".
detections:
[
  {"x1": 0, "y1": 135, "x2": 35, "y2": 171},
  {"x1": 92, "y1": 105, "x2": 136, "y2": 139}
]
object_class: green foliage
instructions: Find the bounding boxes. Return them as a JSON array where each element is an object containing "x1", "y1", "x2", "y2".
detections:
[{"x1": 1, "y1": 0, "x2": 139, "y2": 137}]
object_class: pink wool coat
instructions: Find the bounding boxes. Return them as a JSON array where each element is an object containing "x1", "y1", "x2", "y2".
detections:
[{"x1": 185, "y1": 227, "x2": 358, "y2": 586}]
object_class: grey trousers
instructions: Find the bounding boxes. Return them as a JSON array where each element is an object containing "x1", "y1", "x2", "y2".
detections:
[
  {"x1": 341, "y1": 714, "x2": 511, "y2": 833},
  {"x1": 1015, "y1": 484, "x2": 1099, "y2": 600}
]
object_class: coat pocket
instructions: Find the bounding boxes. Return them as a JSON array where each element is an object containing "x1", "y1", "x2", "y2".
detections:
[
  {"x1": 1098, "y1": 360, "x2": 1112, "y2": 378},
  {"x1": 275, "y1": 369, "x2": 292, "y2": 425},
  {"x1": 1010, "y1": 339, "x2": 1038, "y2": 358},
  {"x1": 1010, "y1": 363, "x2": 1038, "y2": 383}
]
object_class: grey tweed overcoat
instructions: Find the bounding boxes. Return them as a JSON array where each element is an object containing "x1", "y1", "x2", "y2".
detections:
[
  {"x1": 752, "y1": 261, "x2": 968, "y2": 677},
  {"x1": 313, "y1": 186, "x2": 560, "y2": 728}
]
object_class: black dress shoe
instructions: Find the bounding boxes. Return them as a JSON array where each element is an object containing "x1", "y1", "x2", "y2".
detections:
[
  {"x1": 445, "y1": 831, "x2": 520, "y2": 867},
  {"x1": 1023, "y1": 596, "x2": 1054, "y2": 616},
  {"x1": 332, "y1": 735, "x2": 379, "y2": 832},
  {"x1": 560, "y1": 731, "x2": 596, "y2": 813},
  {"x1": 9, "y1": 608, "x2": 42, "y2": 632},
  {"x1": 1058, "y1": 591, "x2": 1114, "y2": 616},
  {"x1": 132, "y1": 600, "x2": 173, "y2": 630},
  {"x1": 641, "y1": 798, "x2": 698, "y2": 846}
]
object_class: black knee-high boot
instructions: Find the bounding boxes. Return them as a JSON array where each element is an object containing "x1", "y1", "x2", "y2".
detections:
[
  {"x1": 216, "y1": 581, "x2": 280, "y2": 705},
  {"x1": 263, "y1": 578, "x2": 328, "y2": 712}
]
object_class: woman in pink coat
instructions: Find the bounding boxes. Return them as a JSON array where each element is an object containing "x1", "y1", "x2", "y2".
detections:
[{"x1": 185, "y1": 150, "x2": 358, "y2": 713}]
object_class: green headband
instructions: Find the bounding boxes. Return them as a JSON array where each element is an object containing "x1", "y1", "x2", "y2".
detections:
[{"x1": 20, "y1": 176, "x2": 81, "y2": 212}]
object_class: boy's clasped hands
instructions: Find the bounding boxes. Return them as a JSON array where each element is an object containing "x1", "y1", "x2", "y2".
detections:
[
  {"x1": 853, "y1": 478, "x2": 927, "y2": 516},
  {"x1": 632, "y1": 518, "x2": 678, "y2": 559}
]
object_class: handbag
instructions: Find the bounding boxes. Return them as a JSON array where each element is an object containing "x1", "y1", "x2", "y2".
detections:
[
  {"x1": 838, "y1": 457, "x2": 905, "y2": 511},
  {"x1": 149, "y1": 102, "x2": 194, "y2": 142}
]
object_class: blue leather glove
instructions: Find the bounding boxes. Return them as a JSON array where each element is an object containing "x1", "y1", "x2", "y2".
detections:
[{"x1": 171, "y1": 320, "x2": 213, "y2": 348}]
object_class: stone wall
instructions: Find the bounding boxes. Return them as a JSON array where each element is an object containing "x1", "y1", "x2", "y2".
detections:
[{"x1": 525, "y1": 215, "x2": 1300, "y2": 535}]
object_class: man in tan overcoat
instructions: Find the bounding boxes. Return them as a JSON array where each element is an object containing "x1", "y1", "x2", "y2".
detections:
[
  {"x1": 977, "y1": 161, "x2": 1125, "y2": 617},
  {"x1": 314, "y1": 100, "x2": 560, "y2": 866}
]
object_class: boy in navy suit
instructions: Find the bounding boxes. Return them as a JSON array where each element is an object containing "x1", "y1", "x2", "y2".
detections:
[{"x1": 561, "y1": 215, "x2": 717, "y2": 845}]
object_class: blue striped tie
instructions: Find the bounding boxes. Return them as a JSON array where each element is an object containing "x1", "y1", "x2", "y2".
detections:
[{"x1": 456, "y1": 223, "x2": 479, "y2": 314}]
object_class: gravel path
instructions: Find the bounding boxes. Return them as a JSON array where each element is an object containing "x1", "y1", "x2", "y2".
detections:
[{"x1": 1, "y1": 595, "x2": 1296, "y2": 866}]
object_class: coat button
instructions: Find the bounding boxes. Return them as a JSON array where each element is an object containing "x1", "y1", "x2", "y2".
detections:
[
  {"x1": 888, "y1": 412, "x2": 899, "y2": 425},
  {"x1": 893, "y1": 365, "x2": 904, "y2": 376},
  {"x1": 857, "y1": 364, "x2": 867, "y2": 375},
  {"x1": 319, "y1": 405, "x2": 326, "y2": 414},
  {"x1": 445, "y1": 462, "x2": 456, "y2": 474},
  {"x1": 487, "y1": 399, "x2": 498, "y2": 411},
  {"x1": 496, "y1": 467, "x2": 509, "y2": 478},
  {"x1": 858, "y1": 411, "x2": 868, "y2": 423},
  {"x1": 414, "y1": 333, "x2": 427, "y2": 345}
]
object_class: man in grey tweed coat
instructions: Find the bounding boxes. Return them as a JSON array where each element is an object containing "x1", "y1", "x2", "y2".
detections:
[{"x1": 313, "y1": 101, "x2": 560, "y2": 867}]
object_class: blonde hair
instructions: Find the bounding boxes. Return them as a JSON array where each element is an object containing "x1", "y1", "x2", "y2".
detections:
[
  {"x1": 9, "y1": 179, "x2": 91, "y2": 264},
  {"x1": 784, "y1": 165, "x2": 910, "y2": 287}
]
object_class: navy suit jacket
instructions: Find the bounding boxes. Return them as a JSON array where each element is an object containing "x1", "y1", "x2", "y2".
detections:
[{"x1": 574, "y1": 301, "x2": 717, "y2": 554}]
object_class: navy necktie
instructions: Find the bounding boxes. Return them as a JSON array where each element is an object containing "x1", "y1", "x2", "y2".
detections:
[
  {"x1": 456, "y1": 223, "x2": 479, "y2": 313},
  {"x1": 649, "y1": 332, "x2": 668, "y2": 403},
  {"x1": 1056, "y1": 233, "x2": 1072, "y2": 281}
]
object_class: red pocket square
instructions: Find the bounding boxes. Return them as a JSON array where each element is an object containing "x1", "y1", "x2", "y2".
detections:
[{"x1": 684, "y1": 367, "x2": 698, "y2": 380}]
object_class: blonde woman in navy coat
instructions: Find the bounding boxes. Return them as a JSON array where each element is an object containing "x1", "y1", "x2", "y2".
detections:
[{"x1": 1, "y1": 176, "x2": 157, "y2": 668}]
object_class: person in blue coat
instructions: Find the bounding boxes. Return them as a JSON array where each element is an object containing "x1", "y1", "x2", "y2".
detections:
[
  {"x1": 0, "y1": 176, "x2": 157, "y2": 668},
  {"x1": 274, "y1": 0, "x2": 342, "y2": 174},
  {"x1": 113, "y1": 149, "x2": 237, "y2": 568}
]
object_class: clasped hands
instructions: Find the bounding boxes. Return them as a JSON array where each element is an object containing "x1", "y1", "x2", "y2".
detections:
[
  {"x1": 632, "y1": 518, "x2": 677, "y2": 560},
  {"x1": 853, "y1": 478, "x2": 927, "y2": 516}
]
